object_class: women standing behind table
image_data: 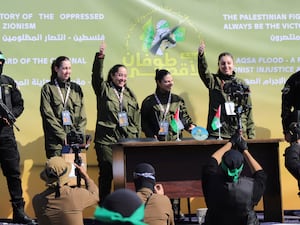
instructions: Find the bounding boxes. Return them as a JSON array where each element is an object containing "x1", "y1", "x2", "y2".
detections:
[
  {"x1": 40, "y1": 56, "x2": 87, "y2": 159},
  {"x1": 197, "y1": 41, "x2": 255, "y2": 139},
  {"x1": 91, "y1": 43, "x2": 140, "y2": 205},
  {"x1": 141, "y1": 69, "x2": 195, "y2": 141}
]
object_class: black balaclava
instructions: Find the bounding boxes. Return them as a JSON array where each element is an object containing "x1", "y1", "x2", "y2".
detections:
[
  {"x1": 0, "y1": 51, "x2": 5, "y2": 75},
  {"x1": 133, "y1": 163, "x2": 156, "y2": 192}
]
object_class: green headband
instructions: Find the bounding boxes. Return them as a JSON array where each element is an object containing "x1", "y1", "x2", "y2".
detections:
[
  {"x1": 0, "y1": 53, "x2": 5, "y2": 62},
  {"x1": 221, "y1": 161, "x2": 244, "y2": 182},
  {"x1": 94, "y1": 204, "x2": 146, "y2": 225}
]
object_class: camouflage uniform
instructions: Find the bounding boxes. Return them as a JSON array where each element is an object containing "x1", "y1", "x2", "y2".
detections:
[
  {"x1": 91, "y1": 52, "x2": 140, "y2": 204},
  {"x1": 198, "y1": 54, "x2": 255, "y2": 139},
  {"x1": 141, "y1": 89, "x2": 194, "y2": 141},
  {"x1": 40, "y1": 78, "x2": 87, "y2": 158}
]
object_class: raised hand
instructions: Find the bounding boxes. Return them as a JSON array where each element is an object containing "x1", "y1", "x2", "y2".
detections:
[
  {"x1": 99, "y1": 41, "x2": 106, "y2": 57},
  {"x1": 230, "y1": 132, "x2": 248, "y2": 153},
  {"x1": 198, "y1": 40, "x2": 206, "y2": 56}
]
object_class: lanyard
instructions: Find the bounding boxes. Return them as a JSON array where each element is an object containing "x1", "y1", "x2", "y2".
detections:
[
  {"x1": 112, "y1": 84, "x2": 124, "y2": 112},
  {"x1": 55, "y1": 79, "x2": 71, "y2": 109},
  {"x1": 154, "y1": 92, "x2": 171, "y2": 121}
]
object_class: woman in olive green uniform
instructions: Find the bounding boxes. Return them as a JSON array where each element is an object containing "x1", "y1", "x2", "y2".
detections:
[
  {"x1": 141, "y1": 69, "x2": 195, "y2": 141},
  {"x1": 197, "y1": 42, "x2": 255, "y2": 139},
  {"x1": 40, "y1": 56, "x2": 87, "y2": 159},
  {"x1": 91, "y1": 44, "x2": 140, "y2": 205}
]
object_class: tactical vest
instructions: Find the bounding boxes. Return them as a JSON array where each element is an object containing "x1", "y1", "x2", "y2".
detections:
[
  {"x1": 206, "y1": 177, "x2": 259, "y2": 225},
  {"x1": 225, "y1": 177, "x2": 253, "y2": 212}
]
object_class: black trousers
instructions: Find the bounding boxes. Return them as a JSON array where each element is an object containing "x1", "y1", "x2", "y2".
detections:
[{"x1": 0, "y1": 135, "x2": 23, "y2": 203}]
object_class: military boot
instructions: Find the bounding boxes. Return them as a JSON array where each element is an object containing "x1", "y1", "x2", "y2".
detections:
[{"x1": 12, "y1": 201, "x2": 37, "y2": 225}]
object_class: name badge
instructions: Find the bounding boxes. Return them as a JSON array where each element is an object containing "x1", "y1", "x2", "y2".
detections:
[
  {"x1": 62, "y1": 145, "x2": 71, "y2": 153},
  {"x1": 62, "y1": 110, "x2": 72, "y2": 125},
  {"x1": 225, "y1": 101, "x2": 236, "y2": 115},
  {"x1": 158, "y1": 121, "x2": 169, "y2": 135},
  {"x1": 118, "y1": 112, "x2": 129, "y2": 127}
]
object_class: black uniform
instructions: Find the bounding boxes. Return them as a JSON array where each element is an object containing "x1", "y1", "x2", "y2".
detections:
[
  {"x1": 202, "y1": 157, "x2": 266, "y2": 225},
  {"x1": 281, "y1": 71, "x2": 300, "y2": 135},
  {"x1": 0, "y1": 74, "x2": 36, "y2": 224},
  {"x1": 284, "y1": 143, "x2": 300, "y2": 192},
  {"x1": 0, "y1": 74, "x2": 24, "y2": 203}
]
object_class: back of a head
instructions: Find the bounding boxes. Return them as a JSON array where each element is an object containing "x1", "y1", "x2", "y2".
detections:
[
  {"x1": 94, "y1": 189, "x2": 145, "y2": 225},
  {"x1": 40, "y1": 156, "x2": 72, "y2": 186},
  {"x1": 221, "y1": 150, "x2": 244, "y2": 182},
  {"x1": 40, "y1": 156, "x2": 72, "y2": 198},
  {"x1": 133, "y1": 163, "x2": 156, "y2": 192}
]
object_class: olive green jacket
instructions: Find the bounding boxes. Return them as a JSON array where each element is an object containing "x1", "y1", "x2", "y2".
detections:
[
  {"x1": 198, "y1": 54, "x2": 255, "y2": 139},
  {"x1": 40, "y1": 79, "x2": 87, "y2": 157},
  {"x1": 91, "y1": 53, "x2": 140, "y2": 145},
  {"x1": 141, "y1": 89, "x2": 194, "y2": 141}
]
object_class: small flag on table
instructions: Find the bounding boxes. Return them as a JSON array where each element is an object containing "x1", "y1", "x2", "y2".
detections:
[
  {"x1": 170, "y1": 107, "x2": 184, "y2": 133},
  {"x1": 211, "y1": 105, "x2": 222, "y2": 130}
]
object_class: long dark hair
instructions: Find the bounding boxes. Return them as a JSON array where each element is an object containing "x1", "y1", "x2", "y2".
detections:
[
  {"x1": 50, "y1": 56, "x2": 70, "y2": 82},
  {"x1": 155, "y1": 69, "x2": 170, "y2": 83},
  {"x1": 107, "y1": 64, "x2": 126, "y2": 83},
  {"x1": 155, "y1": 69, "x2": 170, "y2": 82}
]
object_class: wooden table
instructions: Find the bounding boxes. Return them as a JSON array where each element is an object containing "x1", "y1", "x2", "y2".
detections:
[{"x1": 112, "y1": 138, "x2": 283, "y2": 222}]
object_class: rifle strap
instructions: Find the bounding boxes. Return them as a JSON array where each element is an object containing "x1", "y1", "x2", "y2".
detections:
[
  {"x1": 0, "y1": 79, "x2": 3, "y2": 104},
  {"x1": 0, "y1": 76, "x2": 12, "y2": 110}
]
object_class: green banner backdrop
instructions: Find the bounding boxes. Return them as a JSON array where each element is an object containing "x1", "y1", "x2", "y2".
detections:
[{"x1": 0, "y1": 0, "x2": 299, "y2": 214}]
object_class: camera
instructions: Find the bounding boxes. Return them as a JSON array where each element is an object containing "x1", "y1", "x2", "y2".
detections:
[
  {"x1": 223, "y1": 80, "x2": 251, "y2": 112},
  {"x1": 223, "y1": 79, "x2": 250, "y2": 98},
  {"x1": 65, "y1": 130, "x2": 92, "y2": 187},
  {"x1": 223, "y1": 79, "x2": 251, "y2": 132},
  {"x1": 67, "y1": 130, "x2": 84, "y2": 145}
]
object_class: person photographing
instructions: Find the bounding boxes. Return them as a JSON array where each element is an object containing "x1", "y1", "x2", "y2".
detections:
[
  {"x1": 133, "y1": 163, "x2": 175, "y2": 225},
  {"x1": 202, "y1": 133, "x2": 267, "y2": 225},
  {"x1": 32, "y1": 156, "x2": 99, "y2": 225}
]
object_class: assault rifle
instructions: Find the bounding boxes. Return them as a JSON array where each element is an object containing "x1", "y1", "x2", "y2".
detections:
[
  {"x1": 0, "y1": 102, "x2": 20, "y2": 131},
  {"x1": 150, "y1": 25, "x2": 179, "y2": 55}
]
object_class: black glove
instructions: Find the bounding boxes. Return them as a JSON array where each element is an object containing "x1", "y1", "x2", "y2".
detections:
[
  {"x1": 230, "y1": 132, "x2": 240, "y2": 145},
  {"x1": 289, "y1": 122, "x2": 300, "y2": 143},
  {"x1": 230, "y1": 133, "x2": 248, "y2": 153}
]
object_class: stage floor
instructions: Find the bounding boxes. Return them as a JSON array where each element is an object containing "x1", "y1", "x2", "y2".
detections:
[{"x1": 0, "y1": 211, "x2": 299, "y2": 225}]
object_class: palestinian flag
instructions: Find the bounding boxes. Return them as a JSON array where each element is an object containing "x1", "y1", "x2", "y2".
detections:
[
  {"x1": 170, "y1": 107, "x2": 184, "y2": 133},
  {"x1": 211, "y1": 105, "x2": 222, "y2": 130}
]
